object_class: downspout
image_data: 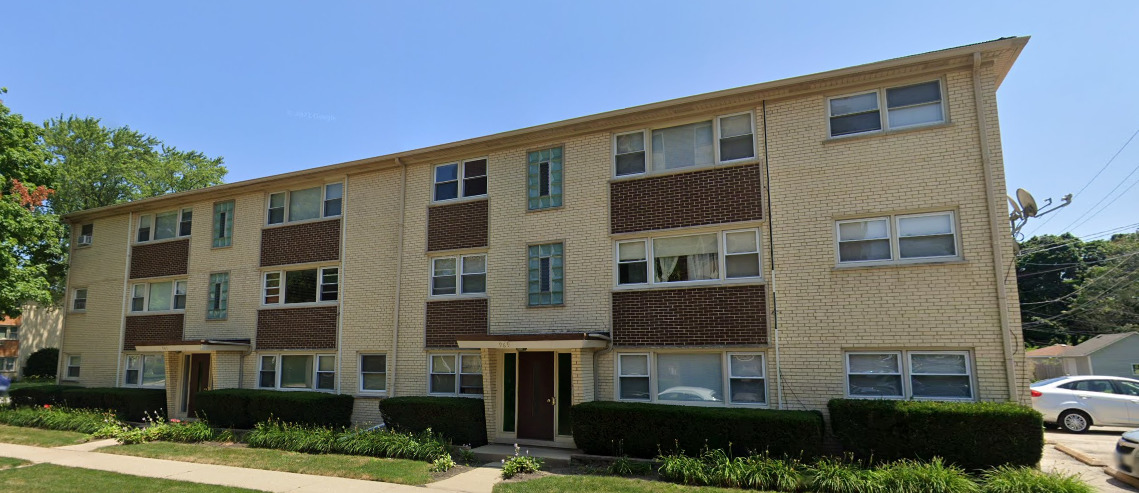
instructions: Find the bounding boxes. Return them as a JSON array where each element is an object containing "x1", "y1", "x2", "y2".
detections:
[
  {"x1": 57, "y1": 222, "x2": 76, "y2": 384},
  {"x1": 115, "y1": 212, "x2": 134, "y2": 386},
  {"x1": 761, "y1": 101, "x2": 783, "y2": 410},
  {"x1": 336, "y1": 175, "x2": 349, "y2": 394},
  {"x1": 972, "y1": 52, "x2": 1020, "y2": 403},
  {"x1": 390, "y1": 158, "x2": 408, "y2": 397}
]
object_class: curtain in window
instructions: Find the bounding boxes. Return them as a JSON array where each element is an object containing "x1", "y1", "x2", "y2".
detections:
[
  {"x1": 654, "y1": 234, "x2": 718, "y2": 282},
  {"x1": 148, "y1": 282, "x2": 173, "y2": 311},
  {"x1": 280, "y1": 355, "x2": 313, "y2": 388},
  {"x1": 288, "y1": 187, "x2": 321, "y2": 221},
  {"x1": 154, "y1": 212, "x2": 178, "y2": 240}
]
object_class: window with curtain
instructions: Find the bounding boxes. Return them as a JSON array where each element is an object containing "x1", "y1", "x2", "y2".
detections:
[
  {"x1": 618, "y1": 354, "x2": 650, "y2": 400},
  {"x1": 617, "y1": 229, "x2": 762, "y2": 286},
  {"x1": 528, "y1": 243, "x2": 564, "y2": 305},
  {"x1": 652, "y1": 121, "x2": 714, "y2": 171},
  {"x1": 528, "y1": 147, "x2": 563, "y2": 210},
  {"x1": 212, "y1": 201, "x2": 234, "y2": 247},
  {"x1": 846, "y1": 352, "x2": 904, "y2": 398},
  {"x1": 130, "y1": 280, "x2": 188, "y2": 312},
  {"x1": 288, "y1": 187, "x2": 322, "y2": 222},
  {"x1": 280, "y1": 355, "x2": 314, "y2": 389},
  {"x1": 653, "y1": 234, "x2": 718, "y2": 283},
  {"x1": 837, "y1": 218, "x2": 891, "y2": 262},
  {"x1": 207, "y1": 273, "x2": 229, "y2": 320},
  {"x1": 908, "y1": 352, "x2": 972, "y2": 399},
  {"x1": 836, "y1": 212, "x2": 957, "y2": 265},
  {"x1": 828, "y1": 80, "x2": 944, "y2": 137}
]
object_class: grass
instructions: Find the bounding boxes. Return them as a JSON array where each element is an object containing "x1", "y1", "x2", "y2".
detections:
[
  {"x1": 495, "y1": 475, "x2": 759, "y2": 492},
  {"x1": 0, "y1": 457, "x2": 29, "y2": 469},
  {"x1": 100, "y1": 441, "x2": 437, "y2": 485},
  {"x1": 0, "y1": 424, "x2": 89, "y2": 447},
  {"x1": 0, "y1": 463, "x2": 258, "y2": 492}
]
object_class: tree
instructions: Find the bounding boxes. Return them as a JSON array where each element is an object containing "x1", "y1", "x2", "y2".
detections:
[{"x1": 1065, "y1": 233, "x2": 1139, "y2": 336}]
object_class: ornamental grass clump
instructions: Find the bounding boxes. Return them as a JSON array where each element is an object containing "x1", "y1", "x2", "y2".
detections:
[
  {"x1": 876, "y1": 458, "x2": 978, "y2": 493},
  {"x1": 244, "y1": 419, "x2": 454, "y2": 470},
  {"x1": 980, "y1": 466, "x2": 1093, "y2": 493},
  {"x1": 247, "y1": 419, "x2": 338, "y2": 453},
  {"x1": 658, "y1": 445, "x2": 805, "y2": 491},
  {"x1": 112, "y1": 411, "x2": 219, "y2": 445},
  {"x1": 0, "y1": 404, "x2": 116, "y2": 434},
  {"x1": 805, "y1": 455, "x2": 881, "y2": 493}
]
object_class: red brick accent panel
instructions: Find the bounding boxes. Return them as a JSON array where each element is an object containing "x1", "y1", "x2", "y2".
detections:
[
  {"x1": 425, "y1": 298, "x2": 488, "y2": 348},
  {"x1": 123, "y1": 314, "x2": 185, "y2": 350},
  {"x1": 260, "y1": 219, "x2": 341, "y2": 267},
  {"x1": 256, "y1": 306, "x2": 338, "y2": 350},
  {"x1": 0, "y1": 340, "x2": 17, "y2": 358},
  {"x1": 130, "y1": 239, "x2": 189, "y2": 279},
  {"x1": 610, "y1": 164, "x2": 763, "y2": 234},
  {"x1": 612, "y1": 285, "x2": 767, "y2": 346},
  {"x1": 427, "y1": 200, "x2": 488, "y2": 252}
]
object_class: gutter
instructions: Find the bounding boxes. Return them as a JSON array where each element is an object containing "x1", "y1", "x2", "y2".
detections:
[
  {"x1": 389, "y1": 158, "x2": 408, "y2": 397},
  {"x1": 972, "y1": 52, "x2": 1020, "y2": 403}
]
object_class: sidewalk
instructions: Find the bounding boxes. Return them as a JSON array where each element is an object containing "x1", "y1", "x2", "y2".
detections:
[{"x1": 0, "y1": 442, "x2": 502, "y2": 493}]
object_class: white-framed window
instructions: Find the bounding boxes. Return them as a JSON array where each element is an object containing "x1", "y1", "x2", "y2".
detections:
[
  {"x1": 359, "y1": 354, "x2": 387, "y2": 393},
  {"x1": 65, "y1": 355, "x2": 81, "y2": 379},
  {"x1": 429, "y1": 353, "x2": 483, "y2": 396},
  {"x1": 836, "y1": 211, "x2": 958, "y2": 265},
  {"x1": 617, "y1": 351, "x2": 767, "y2": 406},
  {"x1": 136, "y1": 209, "x2": 193, "y2": 243},
  {"x1": 0, "y1": 327, "x2": 16, "y2": 340},
  {"x1": 0, "y1": 357, "x2": 15, "y2": 372},
  {"x1": 430, "y1": 254, "x2": 487, "y2": 296},
  {"x1": 129, "y1": 280, "x2": 188, "y2": 312},
  {"x1": 616, "y1": 228, "x2": 762, "y2": 286},
  {"x1": 77, "y1": 223, "x2": 93, "y2": 246},
  {"x1": 828, "y1": 79, "x2": 945, "y2": 138},
  {"x1": 72, "y1": 288, "x2": 88, "y2": 312},
  {"x1": 123, "y1": 354, "x2": 166, "y2": 387},
  {"x1": 266, "y1": 182, "x2": 343, "y2": 225},
  {"x1": 433, "y1": 158, "x2": 488, "y2": 202},
  {"x1": 613, "y1": 111, "x2": 756, "y2": 177},
  {"x1": 262, "y1": 267, "x2": 339, "y2": 305},
  {"x1": 257, "y1": 354, "x2": 336, "y2": 391},
  {"x1": 845, "y1": 350, "x2": 974, "y2": 401}
]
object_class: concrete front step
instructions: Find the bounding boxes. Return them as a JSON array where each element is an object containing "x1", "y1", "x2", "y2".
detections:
[{"x1": 470, "y1": 444, "x2": 579, "y2": 468}]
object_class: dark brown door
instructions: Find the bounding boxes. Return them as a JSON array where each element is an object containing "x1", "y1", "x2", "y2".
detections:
[
  {"x1": 186, "y1": 354, "x2": 211, "y2": 414},
  {"x1": 517, "y1": 352, "x2": 555, "y2": 440}
]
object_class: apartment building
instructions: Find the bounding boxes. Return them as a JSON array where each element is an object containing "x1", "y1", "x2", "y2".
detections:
[{"x1": 59, "y1": 37, "x2": 1030, "y2": 447}]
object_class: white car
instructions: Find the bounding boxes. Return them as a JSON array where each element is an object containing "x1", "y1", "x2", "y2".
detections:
[
  {"x1": 1030, "y1": 376, "x2": 1139, "y2": 433},
  {"x1": 1118, "y1": 429, "x2": 1138, "y2": 478}
]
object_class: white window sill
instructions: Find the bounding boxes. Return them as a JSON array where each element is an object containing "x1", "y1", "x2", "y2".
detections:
[
  {"x1": 824, "y1": 121, "x2": 953, "y2": 144},
  {"x1": 428, "y1": 293, "x2": 487, "y2": 301},
  {"x1": 355, "y1": 391, "x2": 388, "y2": 398},
  {"x1": 613, "y1": 277, "x2": 765, "y2": 292},
  {"x1": 263, "y1": 216, "x2": 341, "y2": 230},
  {"x1": 609, "y1": 158, "x2": 762, "y2": 183},
  {"x1": 259, "y1": 302, "x2": 339, "y2": 310},
  {"x1": 833, "y1": 257, "x2": 965, "y2": 271},
  {"x1": 258, "y1": 387, "x2": 337, "y2": 393},
  {"x1": 430, "y1": 195, "x2": 488, "y2": 207},
  {"x1": 133, "y1": 236, "x2": 190, "y2": 247},
  {"x1": 127, "y1": 310, "x2": 186, "y2": 317},
  {"x1": 428, "y1": 392, "x2": 485, "y2": 399}
]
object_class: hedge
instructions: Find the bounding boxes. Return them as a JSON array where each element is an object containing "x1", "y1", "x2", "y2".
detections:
[
  {"x1": 8, "y1": 386, "x2": 165, "y2": 421},
  {"x1": 22, "y1": 348, "x2": 59, "y2": 378},
  {"x1": 379, "y1": 396, "x2": 487, "y2": 446},
  {"x1": 828, "y1": 398, "x2": 1044, "y2": 470},
  {"x1": 194, "y1": 389, "x2": 354, "y2": 429},
  {"x1": 571, "y1": 401, "x2": 824, "y2": 459}
]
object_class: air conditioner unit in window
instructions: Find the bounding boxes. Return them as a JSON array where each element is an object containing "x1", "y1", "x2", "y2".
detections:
[{"x1": 78, "y1": 235, "x2": 93, "y2": 246}]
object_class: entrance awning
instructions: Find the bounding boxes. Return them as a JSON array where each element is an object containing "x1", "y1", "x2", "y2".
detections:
[
  {"x1": 456, "y1": 333, "x2": 609, "y2": 350},
  {"x1": 134, "y1": 339, "x2": 251, "y2": 353}
]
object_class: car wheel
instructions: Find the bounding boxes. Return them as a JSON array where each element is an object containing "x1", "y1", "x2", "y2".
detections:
[{"x1": 1059, "y1": 410, "x2": 1091, "y2": 433}]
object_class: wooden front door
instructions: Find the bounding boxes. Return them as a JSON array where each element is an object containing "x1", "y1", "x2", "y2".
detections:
[
  {"x1": 517, "y1": 352, "x2": 556, "y2": 440},
  {"x1": 186, "y1": 354, "x2": 211, "y2": 414}
]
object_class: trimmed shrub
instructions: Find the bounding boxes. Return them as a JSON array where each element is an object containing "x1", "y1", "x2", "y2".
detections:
[
  {"x1": 8, "y1": 386, "x2": 163, "y2": 421},
  {"x1": 571, "y1": 401, "x2": 824, "y2": 459},
  {"x1": 194, "y1": 389, "x2": 353, "y2": 429},
  {"x1": 828, "y1": 399, "x2": 1044, "y2": 470},
  {"x1": 22, "y1": 348, "x2": 59, "y2": 378},
  {"x1": 379, "y1": 396, "x2": 487, "y2": 446}
]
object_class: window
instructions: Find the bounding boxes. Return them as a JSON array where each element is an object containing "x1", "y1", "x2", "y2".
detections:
[
  {"x1": 266, "y1": 182, "x2": 343, "y2": 225},
  {"x1": 828, "y1": 80, "x2": 944, "y2": 137},
  {"x1": 616, "y1": 229, "x2": 762, "y2": 286},
  {"x1": 527, "y1": 147, "x2": 563, "y2": 210},
  {"x1": 617, "y1": 352, "x2": 767, "y2": 406},
  {"x1": 431, "y1": 254, "x2": 486, "y2": 296},
  {"x1": 613, "y1": 111, "x2": 755, "y2": 177},
  {"x1": 123, "y1": 354, "x2": 165, "y2": 387},
  {"x1": 836, "y1": 212, "x2": 957, "y2": 265},
  {"x1": 360, "y1": 354, "x2": 387, "y2": 392},
  {"x1": 212, "y1": 201, "x2": 234, "y2": 248},
  {"x1": 433, "y1": 158, "x2": 488, "y2": 202},
  {"x1": 65, "y1": 355, "x2": 81, "y2": 379},
  {"x1": 527, "y1": 243, "x2": 563, "y2": 306},
  {"x1": 258, "y1": 354, "x2": 335, "y2": 391},
  {"x1": 72, "y1": 288, "x2": 88, "y2": 311},
  {"x1": 262, "y1": 267, "x2": 338, "y2": 305},
  {"x1": 429, "y1": 354, "x2": 483, "y2": 395},
  {"x1": 129, "y1": 280, "x2": 188, "y2": 312},
  {"x1": 1133, "y1": 364, "x2": 1139, "y2": 376},
  {"x1": 136, "y1": 209, "x2": 192, "y2": 243},
  {"x1": 0, "y1": 357, "x2": 14, "y2": 372},
  {"x1": 845, "y1": 350, "x2": 973, "y2": 400},
  {"x1": 78, "y1": 224, "x2": 93, "y2": 246},
  {"x1": 207, "y1": 273, "x2": 229, "y2": 320},
  {"x1": 0, "y1": 327, "x2": 15, "y2": 340},
  {"x1": 1116, "y1": 380, "x2": 1139, "y2": 396}
]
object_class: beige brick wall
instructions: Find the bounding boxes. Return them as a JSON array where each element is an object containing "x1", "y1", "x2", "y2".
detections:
[{"x1": 18, "y1": 302, "x2": 63, "y2": 377}]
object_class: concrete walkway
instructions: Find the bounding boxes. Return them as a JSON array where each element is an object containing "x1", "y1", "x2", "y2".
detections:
[{"x1": 0, "y1": 442, "x2": 503, "y2": 493}]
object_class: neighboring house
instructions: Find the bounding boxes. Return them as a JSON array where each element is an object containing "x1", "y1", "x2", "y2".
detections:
[
  {"x1": 0, "y1": 304, "x2": 64, "y2": 379},
  {"x1": 57, "y1": 37, "x2": 1030, "y2": 447},
  {"x1": 1027, "y1": 332, "x2": 1139, "y2": 380},
  {"x1": 0, "y1": 316, "x2": 17, "y2": 377}
]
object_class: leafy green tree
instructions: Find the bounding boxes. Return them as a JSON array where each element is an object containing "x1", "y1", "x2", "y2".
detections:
[
  {"x1": 0, "y1": 88, "x2": 52, "y2": 192},
  {"x1": 1065, "y1": 233, "x2": 1139, "y2": 336}
]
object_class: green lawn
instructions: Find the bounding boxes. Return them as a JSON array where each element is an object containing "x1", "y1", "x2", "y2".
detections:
[
  {"x1": 0, "y1": 457, "x2": 29, "y2": 469},
  {"x1": 0, "y1": 463, "x2": 258, "y2": 492},
  {"x1": 100, "y1": 441, "x2": 436, "y2": 485},
  {"x1": 0, "y1": 424, "x2": 89, "y2": 447},
  {"x1": 495, "y1": 475, "x2": 766, "y2": 493}
]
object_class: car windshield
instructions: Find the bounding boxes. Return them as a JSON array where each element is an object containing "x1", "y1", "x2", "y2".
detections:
[{"x1": 1031, "y1": 377, "x2": 1068, "y2": 387}]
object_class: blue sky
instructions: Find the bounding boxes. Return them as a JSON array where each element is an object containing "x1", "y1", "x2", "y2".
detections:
[{"x1": 4, "y1": 1, "x2": 1138, "y2": 240}]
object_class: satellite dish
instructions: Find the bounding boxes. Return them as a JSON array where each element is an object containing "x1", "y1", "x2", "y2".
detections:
[{"x1": 1016, "y1": 189, "x2": 1038, "y2": 218}]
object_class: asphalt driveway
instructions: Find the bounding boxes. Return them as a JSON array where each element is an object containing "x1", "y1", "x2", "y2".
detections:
[{"x1": 1045, "y1": 426, "x2": 1138, "y2": 492}]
